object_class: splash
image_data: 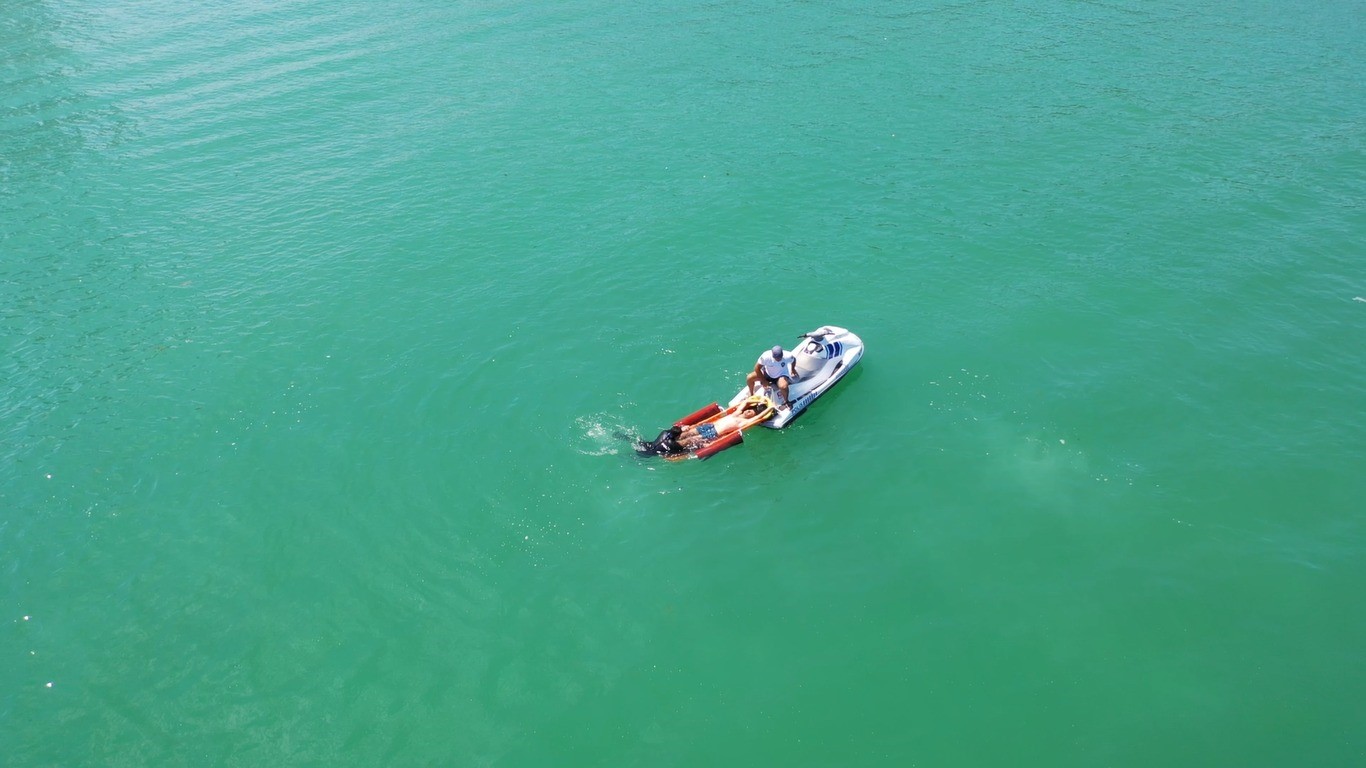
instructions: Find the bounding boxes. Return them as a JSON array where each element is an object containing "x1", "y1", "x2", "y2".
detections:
[{"x1": 573, "y1": 413, "x2": 635, "y2": 456}]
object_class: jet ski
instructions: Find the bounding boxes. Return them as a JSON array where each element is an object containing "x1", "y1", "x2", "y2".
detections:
[
  {"x1": 728, "y1": 325, "x2": 864, "y2": 429},
  {"x1": 635, "y1": 395, "x2": 777, "y2": 461}
]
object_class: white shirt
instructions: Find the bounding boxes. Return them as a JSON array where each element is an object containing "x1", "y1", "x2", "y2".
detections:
[{"x1": 757, "y1": 350, "x2": 793, "y2": 379}]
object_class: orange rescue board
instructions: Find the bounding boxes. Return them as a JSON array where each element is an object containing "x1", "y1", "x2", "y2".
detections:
[{"x1": 663, "y1": 395, "x2": 775, "y2": 461}]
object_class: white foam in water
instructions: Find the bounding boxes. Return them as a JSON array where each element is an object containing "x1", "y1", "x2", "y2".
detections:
[{"x1": 574, "y1": 414, "x2": 628, "y2": 456}]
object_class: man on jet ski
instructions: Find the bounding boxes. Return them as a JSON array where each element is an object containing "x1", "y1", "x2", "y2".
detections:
[{"x1": 746, "y1": 345, "x2": 796, "y2": 407}]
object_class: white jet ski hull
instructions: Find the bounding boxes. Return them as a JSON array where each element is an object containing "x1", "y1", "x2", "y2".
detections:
[{"x1": 728, "y1": 325, "x2": 864, "y2": 429}]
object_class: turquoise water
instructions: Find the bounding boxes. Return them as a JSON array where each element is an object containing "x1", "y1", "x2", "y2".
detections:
[{"x1": 4, "y1": 0, "x2": 1364, "y2": 764}]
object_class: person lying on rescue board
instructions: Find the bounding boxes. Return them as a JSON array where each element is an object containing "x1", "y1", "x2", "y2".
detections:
[{"x1": 674, "y1": 399, "x2": 771, "y2": 450}]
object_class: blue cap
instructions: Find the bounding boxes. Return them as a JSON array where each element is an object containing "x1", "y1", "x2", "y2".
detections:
[{"x1": 771, "y1": 345, "x2": 784, "y2": 358}]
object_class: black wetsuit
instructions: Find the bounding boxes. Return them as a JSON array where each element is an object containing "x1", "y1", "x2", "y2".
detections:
[{"x1": 634, "y1": 427, "x2": 687, "y2": 458}]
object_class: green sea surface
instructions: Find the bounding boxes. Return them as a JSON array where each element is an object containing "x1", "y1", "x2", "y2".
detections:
[{"x1": 3, "y1": 1, "x2": 1364, "y2": 765}]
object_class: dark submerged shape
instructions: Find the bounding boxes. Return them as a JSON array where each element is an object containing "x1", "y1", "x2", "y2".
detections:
[{"x1": 634, "y1": 426, "x2": 687, "y2": 458}]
